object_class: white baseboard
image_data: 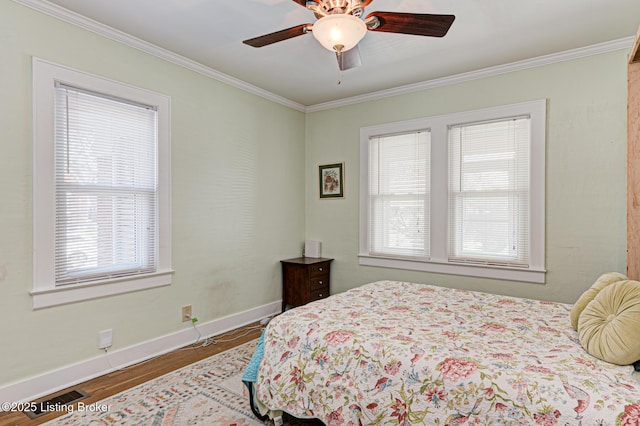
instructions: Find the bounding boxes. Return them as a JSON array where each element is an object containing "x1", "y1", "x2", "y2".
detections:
[{"x1": 0, "y1": 300, "x2": 281, "y2": 404}]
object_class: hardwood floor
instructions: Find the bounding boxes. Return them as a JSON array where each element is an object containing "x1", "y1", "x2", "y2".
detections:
[{"x1": 0, "y1": 322, "x2": 265, "y2": 426}]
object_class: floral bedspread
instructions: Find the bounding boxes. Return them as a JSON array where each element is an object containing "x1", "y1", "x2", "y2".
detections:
[{"x1": 255, "y1": 281, "x2": 640, "y2": 425}]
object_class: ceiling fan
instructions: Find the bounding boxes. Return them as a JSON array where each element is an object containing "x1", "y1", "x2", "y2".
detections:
[{"x1": 243, "y1": 0, "x2": 455, "y2": 71}]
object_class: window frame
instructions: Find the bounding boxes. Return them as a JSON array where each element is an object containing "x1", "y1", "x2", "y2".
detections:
[
  {"x1": 359, "y1": 100, "x2": 546, "y2": 283},
  {"x1": 32, "y1": 58, "x2": 173, "y2": 309}
]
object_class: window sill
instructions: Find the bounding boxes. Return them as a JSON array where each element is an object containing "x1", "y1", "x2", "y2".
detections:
[
  {"x1": 358, "y1": 255, "x2": 545, "y2": 284},
  {"x1": 31, "y1": 270, "x2": 174, "y2": 309}
]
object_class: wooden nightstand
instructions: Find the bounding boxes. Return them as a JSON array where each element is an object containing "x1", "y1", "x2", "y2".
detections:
[{"x1": 280, "y1": 257, "x2": 333, "y2": 311}]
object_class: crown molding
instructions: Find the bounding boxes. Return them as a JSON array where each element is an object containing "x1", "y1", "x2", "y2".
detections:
[
  {"x1": 306, "y1": 36, "x2": 635, "y2": 112},
  {"x1": 13, "y1": 0, "x2": 307, "y2": 112},
  {"x1": 13, "y1": 0, "x2": 634, "y2": 114}
]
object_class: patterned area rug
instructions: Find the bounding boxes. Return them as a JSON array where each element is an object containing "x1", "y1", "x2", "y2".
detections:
[{"x1": 46, "y1": 340, "x2": 266, "y2": 425}]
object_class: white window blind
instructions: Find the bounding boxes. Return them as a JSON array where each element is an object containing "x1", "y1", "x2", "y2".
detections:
[
  {"x1": 368, "y1": 131, "x2": 430, "y2": 258},
  {"x1": 54, "y1": 82, "x2": 158, "y2": 286},
  {"x1": 448, "y1": 116, "x2": 530, "y2": 266}
]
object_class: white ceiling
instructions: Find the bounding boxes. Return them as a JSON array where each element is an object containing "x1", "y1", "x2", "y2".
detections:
[{"x1": 22, "y1": 0, "x2": 640, "y2": 108}]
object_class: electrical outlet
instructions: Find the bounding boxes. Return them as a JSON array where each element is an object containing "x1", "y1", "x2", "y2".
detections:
[
  {"x1": 181, "y1": 305, "x2": 192, "y2": 322},
  {"x1": 98, "y1": 329, "x2": 112, "y2": 349}
]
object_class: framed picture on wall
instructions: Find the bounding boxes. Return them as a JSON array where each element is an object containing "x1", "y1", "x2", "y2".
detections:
[{"x1": 319, "y1": 162, "x2": 344, "y2": 199}]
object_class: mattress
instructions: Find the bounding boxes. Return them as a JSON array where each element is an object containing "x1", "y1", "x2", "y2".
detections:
[{"x1": 254, "y1": 280, "x2": 640, "y2": 424}]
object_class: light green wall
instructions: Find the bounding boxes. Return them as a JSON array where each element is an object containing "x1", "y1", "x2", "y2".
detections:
[
  {"x1": 305, "y1": 50, "x2": 628, "y2": 304},
  {"x1": 0, "y1": 2, "x2": 304, "y2": 385}
]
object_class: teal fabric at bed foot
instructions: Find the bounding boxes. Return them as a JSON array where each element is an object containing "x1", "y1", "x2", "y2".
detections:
[{"x1": 242, "y1": 329, "x2": 265, "y2": 387}]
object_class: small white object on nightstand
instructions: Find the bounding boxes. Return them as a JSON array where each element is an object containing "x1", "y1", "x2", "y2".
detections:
[{"x1": 304, "y1": 240, "x2": 322, "y2": 258}]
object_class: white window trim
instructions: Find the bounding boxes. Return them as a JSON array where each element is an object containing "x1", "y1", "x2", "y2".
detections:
[
  {"x1": 32, "y1": 57, "x2": 173, "y2": 309},
  {"x1": 359, "y1": 100, "x2": 546, "y2": 283}
]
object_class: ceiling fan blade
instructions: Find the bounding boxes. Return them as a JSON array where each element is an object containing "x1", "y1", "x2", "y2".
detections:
[
  {"x1": 366, "y1": 12, "x2": 455, "y2": 37},
  {"x1": 336, "y1": 45, "x2": 362, "y2": 71},
  {"x1": 243, "y1": 24, "x2": 311, "y2": 47}
]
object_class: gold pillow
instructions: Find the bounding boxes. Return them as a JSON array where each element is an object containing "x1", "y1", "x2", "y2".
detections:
[
  {"x1": 570, "y1": 272, "x2": 628, "y2": 330},
  {"x1": 578, "y1": 280, "x2": 640, "y2": 365}
]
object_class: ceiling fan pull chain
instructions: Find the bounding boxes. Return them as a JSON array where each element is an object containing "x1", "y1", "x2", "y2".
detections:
[{"x1": 335, "y1": 45, "x2": 345, "y2": 85}]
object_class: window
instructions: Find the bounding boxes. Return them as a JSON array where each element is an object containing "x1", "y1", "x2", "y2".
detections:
[
  {"x1": 448, "y1": 118, "x2": 530, "y2": 266},
  {"x1": 368, "y1": 131, "x2": 431, "y2": 259},
  {"x1": 32, "y1": 58, "x2": 172, "y2": 308},
  {"x1": 359, "y1": 100, "x2": 546, "y2": 283}
]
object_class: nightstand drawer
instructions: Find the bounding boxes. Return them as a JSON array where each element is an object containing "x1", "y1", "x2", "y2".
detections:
[
  {"x1": 310, "y1": 275, "x2": 329, "y2": 289},
  {"x1": 310, "y1": 285, "x2": 329, "y2": 301},
  {"x1": 310, "y1": 262, "x2": 330, "y2": 277}
]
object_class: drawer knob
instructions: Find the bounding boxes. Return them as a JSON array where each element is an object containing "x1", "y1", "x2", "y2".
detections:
[
  {"x1": 318, "y1": 267, "x2": 323, "y2": 271},
  {"x1": 319, "y1": 293, "x2": 323, "y2": 297},
  {"x1": 318, "y1": 280, "x2": 323, "y2": 284}
]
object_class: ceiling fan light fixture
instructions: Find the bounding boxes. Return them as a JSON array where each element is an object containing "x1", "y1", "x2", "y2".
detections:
[{"x1": 312, "y1": 14, "x2": 366, "y2": 52}]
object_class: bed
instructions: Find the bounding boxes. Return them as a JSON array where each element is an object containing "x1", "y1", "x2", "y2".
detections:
[{"x1": 246, "y1": 280, "x2": 640, "y2": 424}]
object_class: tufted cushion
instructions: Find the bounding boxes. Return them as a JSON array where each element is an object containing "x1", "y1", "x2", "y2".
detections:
[
  {"x1": 578, "y1": 280, "x2": 640, "y2": 365},
  {"x1": 570, "y1": 272, "x2": 628, "y2": 330}
]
